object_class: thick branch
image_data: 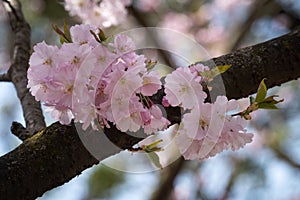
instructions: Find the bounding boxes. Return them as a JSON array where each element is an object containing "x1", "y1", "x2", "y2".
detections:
[
  {"x1": 0, "y1": 122, "x2": 100, "y2": 200},
  {"x1": 210, "y1": 27, "x2": 300, "y2": 100},
  {"x1": 4, "y1": 0, "x2": 45, "y2": 135},
  {"x1": 1, "y1": 25, "x2": 300, "y2": 200}
]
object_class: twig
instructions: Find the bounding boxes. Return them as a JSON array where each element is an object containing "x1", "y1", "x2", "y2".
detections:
[
  {"x1": 0, "y1": 73, "x2": 11, "y2": 81},
  {"x1": 271, "y1": 146, "x2": 300, "y2": 169},
  {"x1": 229, "y1": 0, "x2": 277, "y2": 51},
  {"x1": 150, "y1": 157, "x2": 185, "y2": 200},
  {"x1": 2, "y1": 0, "x2": 20, "y2": 21},
  {"x1": 3, "y1": 0, "x2": 46, "y2": 136},
  {"x1": 10, "y1": 121, "x2": 32, "y2": 141},
  {"x1": 128, "y1": 6, "x2": 178, "y2": 69}
]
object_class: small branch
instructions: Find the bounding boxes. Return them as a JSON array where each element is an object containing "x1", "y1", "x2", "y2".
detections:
[
  {"x1": 271, "y1": 146, "x2": 300, "y2": 169},
  {"x1": 229, "y1": 0, "x2": 274, "y2": 50},
  {"x1": 129, "y1": 6, "x2": 178, "y2": 69},
  {"x1": 4, "y1": 0, "x2": 46, "y2": 135},
  {"x1": 0, "y1": 73, "x2": 11, "y2": 82},
  {"x1": 150, "y1": 157, "x2": 185, "y2": 200},
  {"x1": 2, "y1": 0, "x2": 20, "y2": 21},
  {"x1": 10, "y1": 121, "x2": 31, "y2": 141},
  {"x1": 219, "y1": 164, "x2": 239, "y2": 200}
]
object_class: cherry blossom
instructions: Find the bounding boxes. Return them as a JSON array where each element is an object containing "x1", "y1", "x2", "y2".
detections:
[
  {"x1": 164, "y1": 67, "x2": 206, "y2": 109},
  {"x1": 64, "y1": 0, "x2": 131, "y2": 28},
  {"x1": 175, "y1": 96, "x2": 253, "y2": 160},
  {"x1": 27, "y1": 23, "x2": 257, "y2": 162}
]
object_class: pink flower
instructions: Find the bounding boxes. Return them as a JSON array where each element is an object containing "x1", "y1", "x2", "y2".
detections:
[
  {"x1": 29, "y1": 41, "x2": 58, "y2": 68},
  {"x1": 162, "y1": 96, "x2": 170, "y2": 107},
  {"x1": 113, "y1": 34, "x2": 136, "y2": 55},
  {"x1": 64, "y1": 0, "x2": 131, "y2": 28},
  {"x1": 175, "y1": 96, "x2": 253, "y2": 160},
  {"x1": 135, "y1": 0, "x2": 160, "y2": 12},
  {"x1": 64, "y1": 0, "x2": 94, "y2": 17},
  {"x1": 141, "y1": 109, "x2": 151, "y2": 126},
  {"x1": 143, "y1": 105, "x2": 170, "y2": 134},
  {"x1": 27, "y1": 23, "x2": 255, "y2": 160},
  {"x1": 189, "y1": 63, "x2": 210, "y2": 82},
  {"x1": 189, "y1": 63, "x2": 210, "y2": 74},
  {"x1": 164, "y1": 67, "x2": 206, "y2": 109},
  {"x1": 59, "y1": 43, "x2": 91, "y2": 68},
  {"x1": 110, "y1": 68, "x2": 144, "y2": 131},
  {"x1": 70, "y1": 24, "x2": 99, "y2": 47},
  {"x1": 98, "y1": 0, "x2": 130, "y2": 27},
  {"x1": 45, "y1": 104, "x2": 73, "y2": 125},
  {"x1": 178, "y1": 102, "x2": 211, "y2": 139},
  {"x1": 114, "y1": 96, "x2": 144, "y2": 132},
  {"x1": 139, "y1": 71, "x2": 162, "y2": 96}
]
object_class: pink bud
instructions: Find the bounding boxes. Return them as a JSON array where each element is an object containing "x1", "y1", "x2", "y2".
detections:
[
  {"x1": 141, "y1": 110, "x2": 151, "y2": 125},
  {"x1": 150, "y1": 105, "x2": 162, "y2": 119},
  {"x1": 162, "y1": 96, "x2": 170, "y2": 107}
]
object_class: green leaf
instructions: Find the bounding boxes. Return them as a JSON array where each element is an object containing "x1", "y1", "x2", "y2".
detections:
[
  {"x1": 63, "y1": 21, "x2": 72, "y2": 42},
  {"x1": 143, "y1": 139, "x2": 163, "y2": 153},
  {"x1": 98, "y1": 28, "x2": 107, "y2": 42},
  {"x1": 146, "y1": 60, "x2": 158, "y2": 71},
  {"x1": 255, "y1": 79, "x2": 267, "y2": 102},
  {"x1": 258, "y1": 103, "x2": 279, "y2": 110},
  {"x1": 147, "y1": 152, "x2": 163, "y2": 169},
  {"x1": 263, "y1": 95, "x2": 284, "y2": 104},
  {"x1": 200, "y1": 64, "x2": 231, "y2": 80},
  {"x1": 250, "y1": 96, "x2": 255, "y2": 104},
  {"x1": 52, "y1": 24, "x2": 71, "y2": 43},
  {"x1": 216, "y1": 64, "x2": 231, "y2": 73}
]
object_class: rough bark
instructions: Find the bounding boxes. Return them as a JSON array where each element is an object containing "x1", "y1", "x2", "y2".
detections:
[
  {"x1": 0, "y1": 122, "x2": 99, "y2": 200},
  {"x1": 215, "y1": 28, "x2": 300, "y2": 100}
]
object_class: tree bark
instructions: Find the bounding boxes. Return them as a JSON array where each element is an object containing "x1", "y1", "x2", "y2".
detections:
[
  {"x1": 0, "y1": 122, "x2": 99, "y2": 200},
  {"x1": 215, "y1": 28, "x2": 300, "y2": 100}
]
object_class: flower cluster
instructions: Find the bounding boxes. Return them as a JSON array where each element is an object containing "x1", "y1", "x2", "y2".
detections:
[
  {"x1": 163, "y1": 64, "x2": 253, "y2": 160},
  {"x1": 64, "y1": 0, "x2": 131, "y2": 28},
  {"x1": 28, "y1": 24, "x2": 169, "y2": 134},
  {"x1": 28, "y1": 24, "x2": 254, "y2": 161}
]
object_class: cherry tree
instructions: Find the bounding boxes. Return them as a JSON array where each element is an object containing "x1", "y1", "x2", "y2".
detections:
[{"x1": 0, "y1": 0, "x2": 300, "y2": 199}]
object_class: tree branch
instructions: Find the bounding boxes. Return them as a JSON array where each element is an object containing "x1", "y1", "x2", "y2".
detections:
[
  {"x1": 150, "y1": 157, "x2": 185, "y2": 200},
  {"x1": 3, "y1": 0, "x2": 45, "y2": 135},
  {"x1": 0, "y1": 14, "x2": 300, "y2": 200},
  {"x1": 229, "y1": 0, "x2": 279, "y2": 50},
  {"x1": 128, "y1": 6, "x2": 178, "y2": 69},
  {"x1": 210, "y1": 27, "x2": 300, "y2": 100},
  {"x1": 271, "y1": 146, "x2": 300, "y2": 169},
  {"x1": 0, "y1": 122, "x2": 99, "y2": 200}
]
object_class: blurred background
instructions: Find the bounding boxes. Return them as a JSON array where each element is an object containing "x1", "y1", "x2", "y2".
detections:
[{"x1": 1, "y1": 0, "x2": 300, "y2": 199}]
